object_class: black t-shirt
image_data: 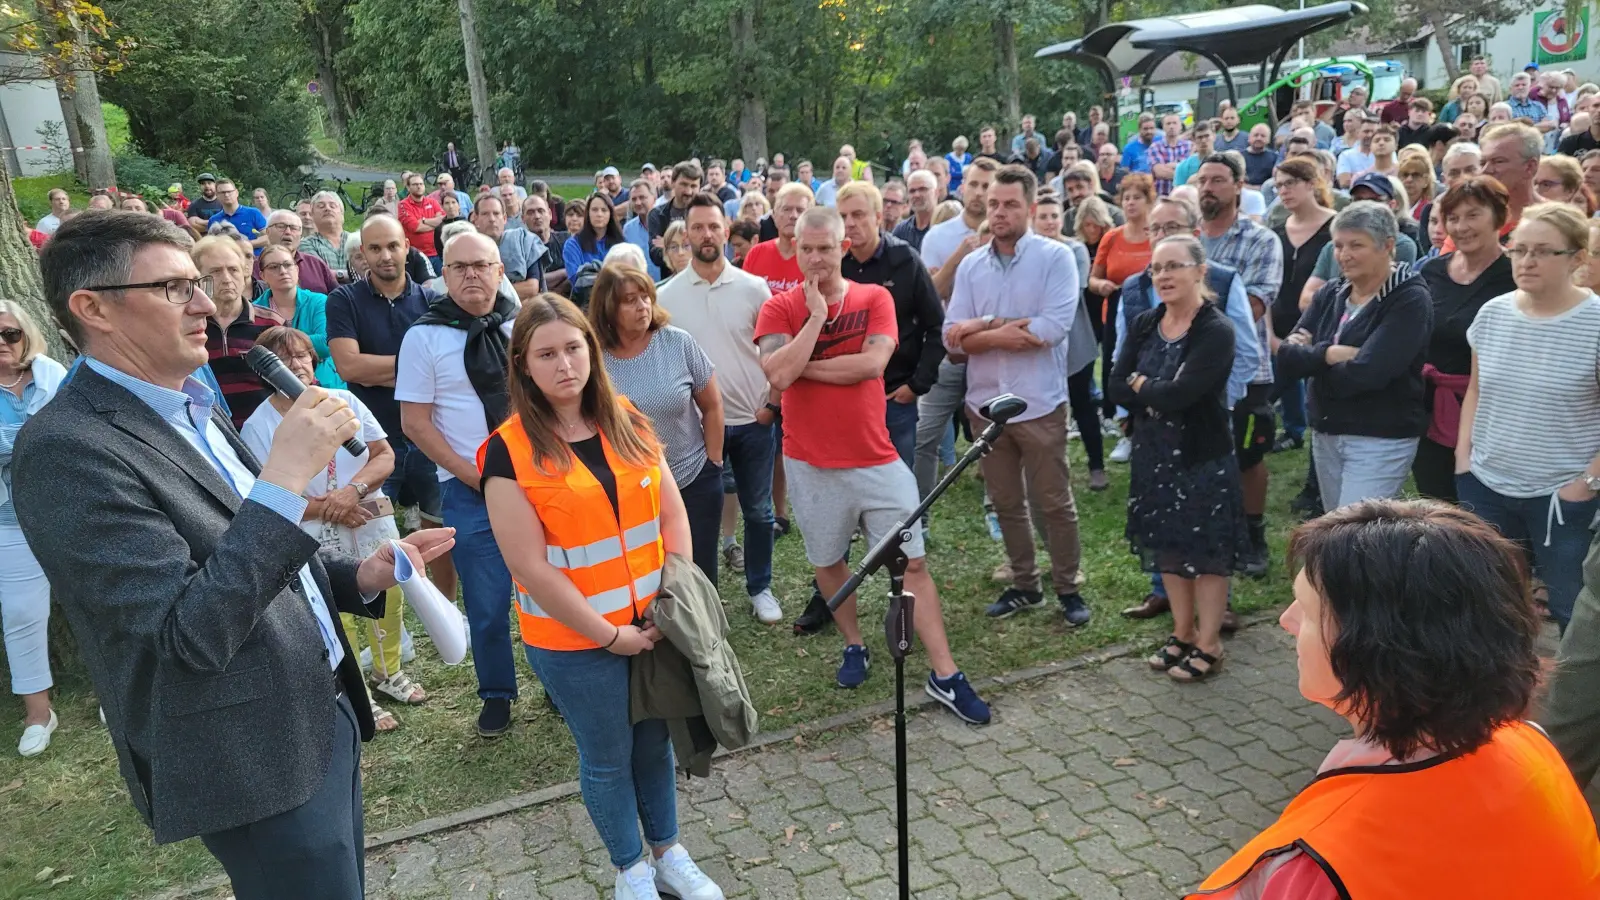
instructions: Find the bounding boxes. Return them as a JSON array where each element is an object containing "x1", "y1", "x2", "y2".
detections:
[
  {"x1": 1559, "y1": 130, "x2": 1600, "y2": 156},
  {"x1": 1419, "y1": 253, "x2": 1517, "y2": 375},
  {"x1": 188, "y1": 195, "x2": 224, "y2": 222},
  {"x1": 481, "y1": 432, "x2": 619, "y2": 518}
]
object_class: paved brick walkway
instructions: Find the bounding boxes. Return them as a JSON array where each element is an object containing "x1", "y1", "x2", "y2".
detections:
[{"x1": 356, "y1": 625, "x2": 1344, "y2": 899}]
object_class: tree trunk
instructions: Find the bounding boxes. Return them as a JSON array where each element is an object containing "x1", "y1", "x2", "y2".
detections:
[
  {"x1": 0, "y1": 167, "x2": 62, "y2": 361},
  {"x1": 53, "y1": 76, "x2": 87, "y2": 182},
  {"x1": 729, "y1": 3, "x2": 768, "y2": 162},
  {"x1": 456, "y1": 0, "x2": 496, "y2": 173},
  {"x1": 1428, "y1": 10, "x2": 1461, "y2": 83},
  {"x1": 994, "y1": 17, "x2": 1021, "y2": 140},
  {"x1": 67, "y1": 63, "x2": 114, "y2": 191},
  {"x1": 311, "y1": 15, "x2": 348, "y2": 151}
]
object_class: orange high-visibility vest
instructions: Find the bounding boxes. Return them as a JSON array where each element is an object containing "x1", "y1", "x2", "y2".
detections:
[
  {"x1": 478, "y1": 414, "x2": 664, "y2": 651},
  {"x1": 1187, "y1": 721, "x2": 1600, "y2": 899}
]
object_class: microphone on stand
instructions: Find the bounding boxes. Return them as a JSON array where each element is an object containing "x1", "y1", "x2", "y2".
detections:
[{"x1": 244, "y1": 346, "x2": 368, "y2": 457}]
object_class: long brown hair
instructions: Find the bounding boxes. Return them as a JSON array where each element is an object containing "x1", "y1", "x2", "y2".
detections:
[
  {"x1": 588, "y1": 264, "x2": 668, "y2": 351},
  {"x1": 507, "y1": 292, "x2": 660, "y2": 475}
]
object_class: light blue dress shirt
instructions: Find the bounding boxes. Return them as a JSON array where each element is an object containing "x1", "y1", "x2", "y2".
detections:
[{"x1": 85, "y1": 357, "x2": 344, "y2": 669}]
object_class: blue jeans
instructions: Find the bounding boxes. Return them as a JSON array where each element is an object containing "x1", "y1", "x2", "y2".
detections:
[
  {"x1": 680, "y1": 461, "x2": 722, "y2": 584},
  {"x1": 724, "y1": 422, "x2": 775, "y2": 595},
  {"x1": 383, "y1": 437, "x2": 442, "y2": 521},
  {"x1": 440, "y1": 477, "x2": 517, "y2": 700},
  {"x1": 1312, "y1": 433, "x2": 1417, "y2": 509},
  {"x1": 524, "y1": 646, "x2": 678, "y2": 869},
  {"x1": 1272, "y1": 365, "x2": 1306, "y2": 441},
  {"x1": 1457, "y1": 471, "x2": 1598, "y2": 629},
  {"x1": 885, "y1": 397, "x2": 919, "y2": 469}
]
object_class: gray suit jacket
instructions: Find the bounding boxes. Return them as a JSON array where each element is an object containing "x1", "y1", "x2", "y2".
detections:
[{"x1": 12, "y1": 366, "x2": 383, "y2": 844}]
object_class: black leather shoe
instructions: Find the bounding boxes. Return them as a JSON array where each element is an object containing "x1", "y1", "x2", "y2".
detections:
[
  {"x1": 1121, "y1": 593, "x2": 1170, "y2": 619},
  {"x1": 477, "y1": 698, "x2": 512, "y2": 738},
  {"x1": 792, "y1": 582, "x2": 834, "y2": 635}
]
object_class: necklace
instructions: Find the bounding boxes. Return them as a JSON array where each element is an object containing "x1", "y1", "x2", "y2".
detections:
[
  {"x1": 0, "y1": 370, "x2": 23, "y2": 390},
  {"x1": 556, "y1": 416, "x2": 590, "y2": 439}
]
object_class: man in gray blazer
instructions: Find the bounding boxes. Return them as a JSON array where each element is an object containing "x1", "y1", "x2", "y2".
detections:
[{"x1": 13, "y1": 212, "x2": 456, "y2": 899}]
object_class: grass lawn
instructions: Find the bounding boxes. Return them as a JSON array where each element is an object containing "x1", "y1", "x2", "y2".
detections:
[{"x1": 0, "y1": 439, "x2": 1312, "y2": 899}]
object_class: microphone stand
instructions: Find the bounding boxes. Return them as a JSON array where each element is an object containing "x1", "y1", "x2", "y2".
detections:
[{"x1": 825, "y1": 394, "x2": 1026, "y2": 900}]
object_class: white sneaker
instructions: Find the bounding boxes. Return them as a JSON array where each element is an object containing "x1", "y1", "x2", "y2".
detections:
[
  {"x1": 1109, "y1": 437, "x2": 1133, "y2": 463},
  {"x1": 615, "y1": 858, "x2": 662, "y2": 899},
  {"x1": 653, "y1": 845, "x2": 724, "y2": 900},
  {"x1": 400, "y1": 626, "x2": 416, "y2": 663},
  {"x1": 18, "y1": 709, "x2": 57, "y2": 758},
  {"x1": 750, "y1": 589, "x2": 782, "y2": 625}
]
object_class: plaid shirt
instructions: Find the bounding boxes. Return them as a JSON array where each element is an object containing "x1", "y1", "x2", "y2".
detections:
[
  {"x1": 1200, "y1": 213, "x2": 1282, "y2": 384},
  {"x1": 1506, "y1": 96, "x2": 1547, "y2": 122},
  {"x1": 1146, "y1": 137, "x2": 1193, "y2": 196}
]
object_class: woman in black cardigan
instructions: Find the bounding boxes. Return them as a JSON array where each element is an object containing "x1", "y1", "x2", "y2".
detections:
[
  {"x1": 1277, "y1": 201, "x2": 1433, "y2": 510},
  {"x1": 1111, "y1": 235, "x2": 1247, "y2": 684}
]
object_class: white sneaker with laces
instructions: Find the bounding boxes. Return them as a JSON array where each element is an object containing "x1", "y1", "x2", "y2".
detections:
[
  {"x1": 653, "y1": 844, "x2": 724, "y2": 900},
  {"x1": 616, "y1": 858, "x2": 662, "y2": 899},
  {"x1": 1109, "y1": 437, "x2": 1133, "y2": 463},
  {"x1": 750, "y1": 589, "x2": 782, "y2": 625},
  {"x1": 18, "y1": 709, "x2": 57, "y2": 758}
]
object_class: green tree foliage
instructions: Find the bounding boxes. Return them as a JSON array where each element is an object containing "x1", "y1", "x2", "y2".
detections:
[{"x1": 98, "y1": 0, "x2": 315, "y2": 186}]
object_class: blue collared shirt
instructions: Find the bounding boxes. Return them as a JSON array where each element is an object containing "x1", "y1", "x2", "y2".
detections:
[
  {"x1": 85, "y1": 357, "x2": 344, "y2": 669},
  {"x1": 943, "y1": 231, "x2": 1079, "y2": 423}
]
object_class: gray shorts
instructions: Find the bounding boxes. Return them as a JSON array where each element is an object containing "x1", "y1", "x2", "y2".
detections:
[{"x1": 784, "y1": 457, "x2": 925, "y2": 566}]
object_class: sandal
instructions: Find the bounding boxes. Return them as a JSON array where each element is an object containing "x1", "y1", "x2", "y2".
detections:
[
  {"x1": 1168, "y1": 646, "x2": 1224, "y2": 683},
  {"x1": 1148, "y1": 636, "x2": 1194, "y2": 671},
  {"x1": 372, "y1": 702, "x2": 400, "y2": 732},
  {"x1": 372, "y1": 672, "x2": 428, "y2": 705}
]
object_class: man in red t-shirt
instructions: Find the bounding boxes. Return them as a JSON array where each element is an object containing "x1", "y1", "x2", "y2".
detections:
[
  {"x1": 742, "y1": 182, "x2": 812, "y2": 295},
  {"x1": 754, "y1": 206, "x2": 990, "y2": 725},
  {"x1": 397, "y1": 172, "x2": 445, "y2": 270}
]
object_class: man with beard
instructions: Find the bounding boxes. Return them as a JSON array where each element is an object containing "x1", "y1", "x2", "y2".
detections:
[
  {"x1": 398, "y1": 173, "x2": 445, "y2": 271},
  {"x1": 187, "y1": 173, "x2": 225, "y2": 231},
  {"x1": 1121, "y1": 113, "x2": 1157, "y2": 174},
  {"x1": 647, "y1": 161, "x2": 703, "y2": 271},
  {"x1": 1213, "y1": 106, "x2": 1250, "y2": 154},
  {"x1": 1195, "y1": 153, "x2": 1282, "y2": 578},
  {"x1": 658, "y1": 193, "x2": 783, "y2": 624},
  {"x1": 1241, "y1": 124, "x2": 1277, "y2": 187}
]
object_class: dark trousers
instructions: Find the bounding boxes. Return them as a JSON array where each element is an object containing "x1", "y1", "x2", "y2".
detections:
[
  {"x1": 1066, "y1": 365, "x2": 1105, "y2": 471},
  {"x1": 1542, "y1": 530, "x2": 1600, "y2": 793},
  {"x1": 201, "y1": 692, "x2": 364, "y2": 900},
  {"x1": 681, "y1": 461, "x2": 723, "y2": 584},
  {"x1": 1100, "y1": 290, "x2": 1121, "y2": 421},
  {"x1": 1411, "y1": 436, "x2": 1457, "y2": 502},
  {"x1": 885, "y1": 397, "x2": 919, "y2": 468}
]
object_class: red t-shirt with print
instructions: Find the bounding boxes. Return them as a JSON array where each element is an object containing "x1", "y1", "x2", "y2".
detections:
[
  {"x1": 754, "y1": 281, "x2": 900, "y2": 469},
  {"x1": 743, "y1": 239, "x2": 804, "y2": 296}
]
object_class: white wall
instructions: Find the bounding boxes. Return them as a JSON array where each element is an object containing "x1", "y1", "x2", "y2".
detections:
[
  {"x1": 0, "y1": 79, "x2": 66, "y2": 177},
  {"x1": 1414, "y1": 4, "x2": 1600, "y2": 89}
]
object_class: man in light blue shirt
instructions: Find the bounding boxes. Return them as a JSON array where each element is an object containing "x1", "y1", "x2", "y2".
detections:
[
  {"x1": 941, "y1": 164, "x2": 1090, "y2": 627},
  {"x1": 16, "y1": 211, "x2": 455, "y2": 898},
  {"x1": 621, "y1": 178, "x2": 662, "y2": 279}
]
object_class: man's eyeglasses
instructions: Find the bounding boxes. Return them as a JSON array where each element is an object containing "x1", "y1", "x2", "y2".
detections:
[
  {"x1": 446, "y1": 261, "x2": 498, "y2": 277},
  {"x1": 0, "y1": 328, "x2": 24, "y2": 345},
  {"x1": 86, "y1": 276, "x2": 215, "y2": 304},
  {"x1": 1146, "y1": 222, "x2": 1189, "y2": 237},
  {"x1": 267, "y1": 222, "x2": 302, "y2": 232},
  {"x1": 1506, "y1": 247, "x2": 1577, "y2": 261}
]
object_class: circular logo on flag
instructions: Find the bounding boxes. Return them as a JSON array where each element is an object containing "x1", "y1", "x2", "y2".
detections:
[{"x1": 1540, "y1": 13, "x2": 1583, "y2": 56}]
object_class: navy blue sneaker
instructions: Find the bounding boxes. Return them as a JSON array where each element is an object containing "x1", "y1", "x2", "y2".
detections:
[
  {"x1": 1059, "y1": 592, "x2": 1092, "y2": 627},
  {"x1": 985, "y1": 587, "x2": 1045, "y2": 619},
  {"x1": 926, "y1": 671, "x2": 991, "y2": 725},
  {"x1": 837, "y1": 645, "x2": 871, "y2": 689}
]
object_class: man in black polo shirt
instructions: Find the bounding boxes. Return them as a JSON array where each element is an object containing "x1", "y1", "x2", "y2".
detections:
[
  {"x1": 835, "y1": 180, "x2": 945, "y2": 464},
  {"x1": 326, "y1": 215, "x2": 456, "y2": 601}
]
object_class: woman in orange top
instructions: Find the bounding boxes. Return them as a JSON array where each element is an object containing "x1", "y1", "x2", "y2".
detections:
[
  {"x1": 1189, "y1": 500, "x2": 1600, "y2": 899},
  {"x1": 1089, "y1": 173, "x2": 1155, "y2": 424},
  {"x1": 480, "y1": 295, "x2": 725, "y2": 900}
]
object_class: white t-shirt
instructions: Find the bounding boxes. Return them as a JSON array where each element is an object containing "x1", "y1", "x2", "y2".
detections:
[
  {"x1": 1241, "y1": 188, "x2": 1267, "y2": 220},
  {"x1": 36, "y1": 213, "x2": 62, "y2": 236},
  {"x1": 920, "y1": 216, "x2": 977, "y2": 272},
  {"x1": 657, "y1": 264, "x2": 772, "y2": 425},
  {"x1": 239, "y1": 389, "x2": 388, "y2": 536},
  {"x1": 393, "y1": 321, "x2": 515, "y2": 481}
]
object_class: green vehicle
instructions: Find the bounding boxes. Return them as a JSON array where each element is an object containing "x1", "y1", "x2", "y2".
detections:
[{"x1": 1204, "y1": 58, "x2": 1407, "y2": 131}]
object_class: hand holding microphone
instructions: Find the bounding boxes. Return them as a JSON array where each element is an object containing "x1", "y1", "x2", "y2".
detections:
[{"x1": 246, "y1": 347, "x2": 364, "y2": 496}]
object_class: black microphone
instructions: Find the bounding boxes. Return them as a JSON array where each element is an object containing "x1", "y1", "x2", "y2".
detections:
[
  {"x1": 979, "y1": 393, "x2": 1028, "y2": 425},
  {"x1": 244, "y1": 346, "x2": 368, "y2": 457}
]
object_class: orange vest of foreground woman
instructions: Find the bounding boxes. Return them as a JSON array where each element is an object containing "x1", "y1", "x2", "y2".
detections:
[
  {"x1": 1187, "y1": 722, "x2": 1600, "y2": 898},
  {"x1": 477, "y1": 413, "x2": 665, "y2": 652}
]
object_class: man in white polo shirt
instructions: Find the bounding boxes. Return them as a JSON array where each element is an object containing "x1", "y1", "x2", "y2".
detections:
[
  {"x1": 395, "y1": 232, "x2": 521, "y2": 739},
  {"x1": 658, "y1": 193, "x2": 782, "y2": 624}
]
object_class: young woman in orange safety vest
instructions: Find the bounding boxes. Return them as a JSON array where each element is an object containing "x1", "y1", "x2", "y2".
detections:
[
  {"x1": 1187, "y1": 499, "x2": 1600, "y2": 900},
  {"x1": 479, "y1": 294, "x2": 725, "y2": 900}
]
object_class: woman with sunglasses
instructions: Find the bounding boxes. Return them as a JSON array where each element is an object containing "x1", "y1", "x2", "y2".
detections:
[
  {"x1": 1456, "y1": 203, "x2": 1600, "y2": 631},
  {"x1": 254, "y1": 244, "x2": 342, "y2": 388},
  {"x1": 1110, "y1": 236, "x2": 1246, "y2": 683},
  {"x1": 0, "y1": 301, "x2": 66, "y2": 756}
]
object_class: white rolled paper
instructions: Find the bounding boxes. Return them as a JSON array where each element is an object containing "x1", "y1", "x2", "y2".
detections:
[{"x1": 390, "y1": 539, "x2": 468, "y2": 665}]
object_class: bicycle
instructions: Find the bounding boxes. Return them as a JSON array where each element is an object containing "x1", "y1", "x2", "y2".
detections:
[{"x1": 280, "y1": 175, "x2": 383, "y2": 214}]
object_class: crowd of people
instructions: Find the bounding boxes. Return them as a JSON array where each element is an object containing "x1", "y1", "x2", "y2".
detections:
[{"x1": 8, "y1": 52, "x2": 1600, "y2": 898}]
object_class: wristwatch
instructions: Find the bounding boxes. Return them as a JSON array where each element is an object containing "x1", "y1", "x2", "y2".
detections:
[
  {"x1": 352, "y1": 481, "x2": 371, "y2": 499},
  {"x1": 764, "y1": 402, "x2": 782, "y2": 416}
]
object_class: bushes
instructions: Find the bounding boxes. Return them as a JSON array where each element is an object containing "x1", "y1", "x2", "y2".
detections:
[{"x1": 113, "y1": 151, "x2": 188, "y2": 199}]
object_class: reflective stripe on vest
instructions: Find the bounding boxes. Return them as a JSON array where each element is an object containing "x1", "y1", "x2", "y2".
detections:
[
  {"x1": 545, "y1": 519, "x2": 661, "y2": 569},
  {"x1": 517, "y1": 567, "x2": 662, "y2": 619}
]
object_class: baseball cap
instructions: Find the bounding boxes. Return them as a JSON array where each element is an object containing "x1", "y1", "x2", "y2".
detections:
[
  {"x1": 197, "y1": 172, "x2": 217, "y2": 183},
  {"x1": 1526, "y1": 62, "x2": 1541, "y2": 72},
  {"x1": 600, "y1": 166, "x2": 621, "y2": 178},
  {"x1": 1350, "y1": 171, "x2": 1397, "y2": 200},
  {"x1": 641, "y1": 162, "x2": 657, "y2": 172},
  {"x1": 167, "y1": 183, "x2": 183, "y2": 194}
]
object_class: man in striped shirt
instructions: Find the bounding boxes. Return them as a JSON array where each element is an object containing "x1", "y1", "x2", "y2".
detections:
[
  {"x1": 1147, "y1": 114, "x2": 1193, "y2": 196},
  {"x1": 196, "y1": 234, "x2": 283, "y2": 428}
]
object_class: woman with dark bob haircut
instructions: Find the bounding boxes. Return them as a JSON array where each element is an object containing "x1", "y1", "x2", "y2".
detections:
[{"x1": 1187, "y1": 500, "x2": 1600, "y2": 899}]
